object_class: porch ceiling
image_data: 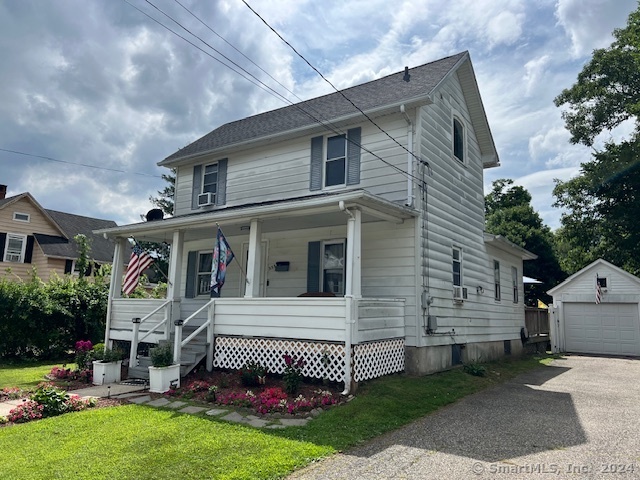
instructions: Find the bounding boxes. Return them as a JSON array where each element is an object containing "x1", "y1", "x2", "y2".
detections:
[{"x1": 95, "y1": 190, "x2": 418, "y2": 243}]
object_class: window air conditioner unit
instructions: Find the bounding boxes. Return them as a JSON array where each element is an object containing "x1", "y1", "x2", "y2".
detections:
[
  {"x1": 453, "y1": 286, "x2": 468, "y2": 302},
  {"x1": 197, "y1": 192, "x2": 215, "y2": 207}
]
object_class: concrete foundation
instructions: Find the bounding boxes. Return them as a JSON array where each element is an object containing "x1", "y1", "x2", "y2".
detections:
[{"x1": 405, "y1": 338, "x2": 524, "y2": 376}]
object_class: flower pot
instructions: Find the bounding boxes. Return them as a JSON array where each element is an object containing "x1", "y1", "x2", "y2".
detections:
[
  {"x1": 92, "y1": 360, "x2": 122, "y2": 385},
  {"x1": 148, "y1": 364, "x2": 181, "y2": 393}
]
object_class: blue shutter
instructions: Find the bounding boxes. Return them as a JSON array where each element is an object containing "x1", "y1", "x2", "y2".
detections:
[
  {"x1": 346, "y1": 127, "x2": 361, "y2": 185},
  {"x1": 185, "y1": 251, "x2": 197, "y2": 298},
  {"x1": 307, "y1": 241, "x2": 321, "y2": 293},
  {"x1": 309, "y1": 136, "x2": 323, "y2": 191},
  {"x1": 191, "y1": 164, "x2": 202, "y2": 210},
  {"x1": 216, "y1": 158, "x2": 228, "y2": 206},
  {"x1": 24, "y1": 236, "x2": 35, "y2": 264},
  {"x1": 0, "y1": 233, "x2": 5, "y2": 261}
]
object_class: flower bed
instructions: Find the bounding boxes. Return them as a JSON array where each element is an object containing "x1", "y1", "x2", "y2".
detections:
[
  {"x1": 164, "y1": 368, "x2": 342, "y2": 416},
  {"x1": 0, "y1": 383, "x2": 97, "y2": 426}
]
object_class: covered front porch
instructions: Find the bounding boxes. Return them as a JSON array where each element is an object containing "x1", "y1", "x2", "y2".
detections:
[{"x1": 97, "y1": 190, "x2": 417, "y2": 390}]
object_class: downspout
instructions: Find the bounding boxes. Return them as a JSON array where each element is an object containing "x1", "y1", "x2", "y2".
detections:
[
  {"x1": 339, "y1": 201, "x2": 355, "y2": 395},
  {"x1": 401, "y1": 104, "x2": 414, "y2": 207}
]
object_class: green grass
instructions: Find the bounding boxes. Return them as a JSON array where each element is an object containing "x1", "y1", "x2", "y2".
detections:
[
  {"x1": 0, "y1": 354, "x2": 556, "y2": 479},
  {"x1": 0, "y1": 360, "x2": 72, "y2": 390}
]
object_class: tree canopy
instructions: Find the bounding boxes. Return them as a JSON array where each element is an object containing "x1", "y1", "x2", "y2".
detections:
[
  {"x1": 553, "y1": 5, "x2": 640, "y2": 275},
  {"x1": 485, "y1": 179, "x2": 564, "y2": 305}
]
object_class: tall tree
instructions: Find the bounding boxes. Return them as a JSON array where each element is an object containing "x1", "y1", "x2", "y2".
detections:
[
  {"x1": 554, "y1": 5, "x2": 640, "y2": 275},
  {"x1": 149, "y1": 170, "x2": 176, "y2": 217},
  {"x1": 485, "y1": 179, "x2": 564, "y2": 305}
]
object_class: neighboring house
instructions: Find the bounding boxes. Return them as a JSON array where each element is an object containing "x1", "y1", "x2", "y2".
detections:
[
  {"x1": 0, "y1": 185, "x2": 120, "y2": 281},
  {"x1": 548, "y1": 259, "x2": 640, "y2": 357},
  {"x1": 97, "y1": 51, "x2": 535, "y2": 389}
]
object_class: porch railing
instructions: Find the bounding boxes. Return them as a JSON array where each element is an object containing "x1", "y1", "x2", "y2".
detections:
[{"x1": 127, "y1": 299, "x2": 172, "y2": 367}]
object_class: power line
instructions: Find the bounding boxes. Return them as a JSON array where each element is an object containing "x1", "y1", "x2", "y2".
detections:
[
  {"x1": 0, "y1": 148, "x2": 163, "y2": 178},
  {"x1": 241, "y1": 0, "x2": 428, "y2": 171},
  {"x1": 125, "y1": 0, "x2": 425, "y2": 184}
]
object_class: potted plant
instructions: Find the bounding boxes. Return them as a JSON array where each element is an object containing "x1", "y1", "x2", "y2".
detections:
[
  {"x1": 92, "y1": 346, "x2": 124, "y2": 385},
  {"x1": 148, "y1": 343, "x2": 180, "y2": 393}
]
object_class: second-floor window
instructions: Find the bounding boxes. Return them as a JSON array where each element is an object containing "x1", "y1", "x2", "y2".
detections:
[
  {"x1": 325, "y1": 135, "x2": 347, "y2": 187},
  {"x1": 3, "y1": 233, "x2": 27, "y2": 263},
  {"x1": 309, "y1": 127, "x2": 361, "y2": 191},
  {"x1": 453, "y1": 117, "x2": 464, "y2": 163},
  {"x1": 202, "y1": 163, "x2": 218, "y2": 201},
  {"x1": 494, "y1": 260, "x2": 501, "y2": 301}
]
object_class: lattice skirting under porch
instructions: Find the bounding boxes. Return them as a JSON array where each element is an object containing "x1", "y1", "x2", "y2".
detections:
[
  {"x1": 353, "y1": 338, "x2": 405, "y2": 382},
  {"x1": 213, "y1": 336, "x2": 405, "y2": 383}
]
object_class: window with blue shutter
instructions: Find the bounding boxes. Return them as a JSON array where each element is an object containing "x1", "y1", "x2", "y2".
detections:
[
  {"x1": 309, "y1": 127, "x2": 361, "y2": 191},
  {"x1": 191, "y1": 158, "x2": 228, "y2": 210}
]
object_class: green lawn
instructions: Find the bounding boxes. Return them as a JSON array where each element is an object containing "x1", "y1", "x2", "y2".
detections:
[
  {"x1": 0, "y1": 360, "x2": 72, "y2": 390},
  {"x1": 0, "y1": 354, "x2": 555, "y2": 479}
]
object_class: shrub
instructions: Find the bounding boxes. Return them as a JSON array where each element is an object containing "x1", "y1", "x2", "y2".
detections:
[
  {"x1": 150, "y1": 343, "x2": 174, "y2": 367},
  {"x1": 463, "y1": 363, "x2": 487, "y2": 377},
  {"x1": 30, "y1": 385, "x2": 71, "y2": 417}
]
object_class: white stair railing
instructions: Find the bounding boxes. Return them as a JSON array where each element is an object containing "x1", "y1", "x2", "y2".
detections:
[
  {"x1": 173, "y1": 299, "x2": 215, "y2": 368},
  {"x1": 129, "y1": 299, "x2": 172, "y2": 367}
]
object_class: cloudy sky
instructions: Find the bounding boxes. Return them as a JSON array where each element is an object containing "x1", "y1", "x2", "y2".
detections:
[{"x1": 0, "y1": 0, "x2": 636, "y2": 228}]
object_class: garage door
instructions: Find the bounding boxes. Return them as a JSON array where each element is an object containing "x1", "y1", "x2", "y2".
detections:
[{"x1": 564, "y1": 303, "x2": 640, "y2": 356}]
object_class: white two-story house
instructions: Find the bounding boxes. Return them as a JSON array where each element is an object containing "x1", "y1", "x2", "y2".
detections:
[{"x1": 98, "y1": 51, "x2": 535, "y2": 391}]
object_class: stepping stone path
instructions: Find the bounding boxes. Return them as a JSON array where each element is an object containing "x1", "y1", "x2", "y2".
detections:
[{"x1": 108, "y1": 390, "x2": 312, "y2": 428}]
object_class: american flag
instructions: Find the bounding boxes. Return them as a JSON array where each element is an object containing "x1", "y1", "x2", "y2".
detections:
[
  {"x1": 595, "y1": 274, "x2": 602, "y2": 305},
  {"x1": 123, "y1": 244, "x2": 154, "y2": 295}
]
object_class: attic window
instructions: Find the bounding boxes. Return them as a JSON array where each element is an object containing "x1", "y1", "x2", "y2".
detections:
[
  {"x1": 453, "y1": 117, "x2": 464, "y2": 162},
  {"x1": 13, "y1": 212, "x2": 30, "y2": 222},
  {"x1": 597, "y1": 277, "x2": 607, "y2": 289}
]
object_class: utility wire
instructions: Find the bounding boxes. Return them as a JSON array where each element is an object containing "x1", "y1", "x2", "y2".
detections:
[
  {"x1": 0, "y1": 148, "x2": 162, "y2": 178},
  {"x1": 241, "y1": 0, "x2": 429, "y2": 170},
  {"x1": 125, "y1": 0, "x2": 425, "y2": 184}
]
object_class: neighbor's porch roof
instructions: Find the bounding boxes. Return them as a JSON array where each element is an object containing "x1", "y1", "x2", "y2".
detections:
[{"x1": 95, "y1": 190, "x2": 418, "y2": 243}]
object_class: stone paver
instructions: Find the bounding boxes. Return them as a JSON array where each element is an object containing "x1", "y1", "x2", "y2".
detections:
[
  {"x1": 178, "y1": 406, "x2": 208, "y2": 414},
  {"x1": 279, "y1": 418, "x2": 310, "y2": 427},
  {"x1": 147, "y1": 398, "x2": 171, "y2": 407},
  {"x1": 205, "y1": 408, "x2": 227, "y2": 416},
  {"x1": 166, "y1": 401, "x2": 188, "y2": 409},
  {"x1": 221, "y1": 411, "x2": 247, "y2": 423},
  {"x1": 128, "y1": 395, "x2": 152, "y2": 404},
  {"x1": 246, "y1": 418, "x2": 269, "y2": 428}
]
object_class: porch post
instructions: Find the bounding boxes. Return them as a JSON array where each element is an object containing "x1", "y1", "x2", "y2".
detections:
[
  {"x1": 104, "y1": 236, "x2": 125, "y2": 348},
  {"x1": 345, "y1": 208, "x2": 362, "y2": 298},
  {"x1": 166, "y1": 230, "x2": 184, "y2": 322},
  {"x1": 244, "y1": 218, "x2": 262, "y2": 298}
]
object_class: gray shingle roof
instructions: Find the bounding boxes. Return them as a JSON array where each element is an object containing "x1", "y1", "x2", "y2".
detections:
[
  {"x1": 38, "y1": 210, "x2": 119, "y2": 263},
  {"x1": 162, "y1": 52, "x2": 467, "y2": 164}
]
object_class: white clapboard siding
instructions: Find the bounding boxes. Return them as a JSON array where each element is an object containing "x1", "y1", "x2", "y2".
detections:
[
  {"x1": 414, "y1": 72, "x2": 526, "y2": 347},
  {"x1": 357, "y1": 299, "x2": 405, "y2": 343},
  {"x1": 173, "y1": 115, "x2": 413, "y2": 216}
]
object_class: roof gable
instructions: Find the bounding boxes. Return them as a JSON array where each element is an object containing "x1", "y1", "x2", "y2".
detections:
[
  {"x1": 160, "y1": 51, "x2": 497, "y2": 166},
  {"x1": 0, "y1": 193, "x2": 66, "y2": 237},
  {"x1": 547, "y1": 258, "x2": 640, "y2": 295}
]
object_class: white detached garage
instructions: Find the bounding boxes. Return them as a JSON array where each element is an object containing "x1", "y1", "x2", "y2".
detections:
[{"x1": 548, "y1": 259, "x2": 640, "y2": 356}]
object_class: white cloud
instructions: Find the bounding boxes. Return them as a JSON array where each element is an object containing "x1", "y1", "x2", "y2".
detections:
[{"x1": 555, "y1": 0, "x2": 637, "y2": 57}]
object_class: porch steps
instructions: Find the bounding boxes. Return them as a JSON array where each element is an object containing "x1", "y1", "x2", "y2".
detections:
[{"x1": 127, "y1": 327, "x2": 208, "y2": 380}]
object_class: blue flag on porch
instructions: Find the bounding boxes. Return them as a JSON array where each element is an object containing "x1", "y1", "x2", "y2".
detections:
[{"x1": 211, "y1": 226, "x2": 235, "y2": 297}]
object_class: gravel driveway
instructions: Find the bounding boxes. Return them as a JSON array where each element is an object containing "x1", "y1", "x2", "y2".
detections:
[{"x1": 288, "y1": 355, "x2": 640, "y2": 479}]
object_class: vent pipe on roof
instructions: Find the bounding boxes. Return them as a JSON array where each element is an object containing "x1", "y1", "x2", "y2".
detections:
[{"x1": 403, "y1": 66, "x2": 410, "y2": 82}]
